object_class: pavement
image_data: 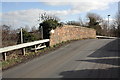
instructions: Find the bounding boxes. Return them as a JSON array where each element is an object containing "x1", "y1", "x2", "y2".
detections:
[{"x1": 2, "y1": 39, "x2": 120, "y2": 78}]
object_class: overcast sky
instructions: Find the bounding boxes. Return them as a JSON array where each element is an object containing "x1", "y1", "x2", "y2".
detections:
[{"x1": 0, "y1": 0, "x2": 119, "y2": 29}]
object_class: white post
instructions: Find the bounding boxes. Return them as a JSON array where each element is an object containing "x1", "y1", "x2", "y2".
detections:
[
  {"x1": 21, "y1": 28, "x2": 25, "y2": 55},
  {"x1": 35, "y1": 45, "x2": 37, "y2": 53},
  {"x1": 23, "y1": 48, "x2": 25, "y2": 55}
]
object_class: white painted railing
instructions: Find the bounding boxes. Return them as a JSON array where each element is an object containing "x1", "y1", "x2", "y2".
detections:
[
  {"x1": 0, "y1": 39, "x2": 49, "y2": 60},
  {"x1": 96, "y1": 35, "x2": 117, "y2": 39}
]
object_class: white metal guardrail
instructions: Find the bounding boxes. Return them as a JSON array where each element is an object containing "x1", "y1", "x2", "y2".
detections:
[
  {"x1": 0, "y1": 39, "x2": 49, "y2": 60},
  {"x1": 96, "y1": 35, "x2": 117, "y2": 39}
]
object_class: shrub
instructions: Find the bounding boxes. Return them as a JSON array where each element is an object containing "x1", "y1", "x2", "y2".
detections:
[{"x1": 18, "y1": 29, "x2": 37, "y2": 43}]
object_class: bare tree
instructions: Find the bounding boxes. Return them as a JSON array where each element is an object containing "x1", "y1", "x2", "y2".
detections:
[
  {"x1": 87, "y1": 13, "x2": 103, "y2": 27},
  {"x1": 114, "y1": 12, "x2": 120, "y2": 37},
  {"x1": 101, "y1": 21, "x2": 108, "y2": 36},
  {"x1": 31, "y1": 26, "x2": 37, "y2": 32},
  {"x1": 2, "y1": 25, "x2": 18, "y2": 47},
  {"x1": 24, "y1": 25, "x2": 30, "y2": 32},
  {"x1": 86, "y1": 13, "x2": 103, "y2": 35},
  {"x1": 41, "y1": 12, "x2": 60, "y2": 22},
  {"x1": 79, "y1": 17, "x2": 84, "y2": 26},
  {"x1": 0, "y1": 25, "x2": 2, "y2": 48},
  {"x1": 67, "y1": 21, "x2": 80, "y2": 26}
]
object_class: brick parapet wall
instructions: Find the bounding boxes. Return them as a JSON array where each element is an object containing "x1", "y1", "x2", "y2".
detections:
[{"x1": 50, "y1": 25, "x2": 96, "y2": 46}]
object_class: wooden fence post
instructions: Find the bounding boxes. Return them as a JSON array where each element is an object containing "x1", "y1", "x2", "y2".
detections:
[
  {"x1": 23, "y1": 48, "x2": 25, "y2": 55},
  {"x1": 35, "y1": 45, "x2": 37, "y2": 53},
  {"x1": 2, "y1": 53, "x2": 7, "y2": 61}
]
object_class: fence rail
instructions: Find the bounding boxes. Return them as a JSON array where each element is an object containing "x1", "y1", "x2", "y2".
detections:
[
  {"x1": 96, "y1": 35, "x2": 117, "y2": 39},
  {"x1": 0, "y1": 39, "x2": 49, "y2": 60}
]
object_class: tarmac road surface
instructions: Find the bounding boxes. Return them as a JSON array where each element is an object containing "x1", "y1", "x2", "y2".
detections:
[{"x1": 2, "y1": 39, "x2": 120, "y2": 78}]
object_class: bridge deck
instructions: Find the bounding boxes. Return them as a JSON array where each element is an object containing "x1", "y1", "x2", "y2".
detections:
[{"x1": 3, "y1": 39, "x2": 120, "y2": 78}]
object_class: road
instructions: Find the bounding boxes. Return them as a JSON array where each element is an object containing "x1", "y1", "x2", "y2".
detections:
[{"x1": 2, "y1": 39, "x2": 120, "y2": 78}]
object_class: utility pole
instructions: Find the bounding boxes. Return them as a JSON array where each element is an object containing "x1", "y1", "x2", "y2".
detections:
[
  {"x1": 21, "y1": 28, "x2": 23, "y2": 43},
  {"x1": 107, "y1": 15, "x2": 110, "y2": 36},
  {"x1": 21, "y1": 28, "x2": 25, "y2": 55},
  {"x1": 38, "y1": 13, "x2": 43, "y2": 39},
  {"x1": 108, "y1": 15, "x2": 110, "y2": 29}
]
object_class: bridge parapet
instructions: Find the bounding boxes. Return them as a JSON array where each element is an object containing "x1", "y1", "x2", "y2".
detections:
[{"x1": 50, "y1": 25, "x2": 96, "y2": 46}]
